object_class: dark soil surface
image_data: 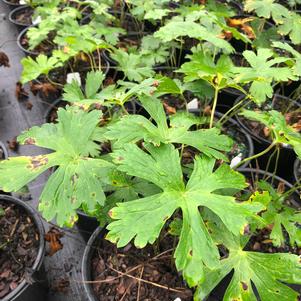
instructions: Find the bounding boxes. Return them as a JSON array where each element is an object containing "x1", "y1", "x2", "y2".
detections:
[
  {"x1": 91, "y1": 238, "x2": 193, "y2": 301},
  {"x1": 12, "y1": 6, "x2": 33, "y2": 25},
  {"x1": 0, "y1": 201, "x2": 40, "y2": 298}
]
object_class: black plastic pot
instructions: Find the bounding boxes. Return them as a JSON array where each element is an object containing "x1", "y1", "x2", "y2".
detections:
[
  {"x1": 235, "y1": 94, "x2": 301, "y2": 180},
  {"x1": 82, "y1": 227, "x2": 105, "y2": 301},
  {"x1": 1, "y1": 0, "x2": 23, "y2": 9},
  {"x1": 8, "y1": 5, "x2": 33, "y2": 31},
  {"x1": 76, "y1": 210, "x2": 99, "y2": 242},
  {"x1": 17, "y1": 25, "x2": 39, "y2": 56},
  {"x1": 0, "y1": 140, "x2": 8, "y2": 159},
  {"x1": 0, "y1": 194, "x2": 47, "y2": 301},
  {"x1": 293, "y1": 158, "x2": 300, "y2": 184}
]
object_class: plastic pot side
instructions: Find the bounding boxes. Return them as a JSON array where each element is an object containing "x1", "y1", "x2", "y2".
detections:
[
  {"x1": 0, "y1": 194, "x2": 47, "y2": 301},
  {"x1": 9, "y1": 5, "x2": 33, "y2": 30}
]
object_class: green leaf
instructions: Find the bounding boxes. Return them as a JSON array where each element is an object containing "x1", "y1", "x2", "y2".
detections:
[
  {"x1": 105, "y1": 95, "x2": 233, "y2": 160},
  {"x1": 177, "y1": 50, "x2": 237, "y2": 89},
  {"x1": 240, "y1": 109, "x2": 301, "y2": 159},
  {"x1": 196, "y1": 225, "x2": 301, "y2": 301},
  {"x1": 278, "y1": 12, "x2": 301, "y2": 45},
  {"x1": 85, "y1": 70, "x2": 105, "y2": 99},
  {"x1": 21, "y1": 55, "x2": 62, "y2": 83},
  {"x1": 244, "y1": 0, "x2": 289, "y2": 23},
  {"x1": 234, "y1": 48, "x2": 296, "y2": 104},
  {"x1": 154, "y1": 16, "x2": 234, "y2": 53},
  {"x1": 106, "y1": 143, "x2": 264, "y2": 286},
  {"x1": 111, "y1": 49, "x2": 155, "y2": 82},
  {"x1": 0, "y1": 107, "x2": 113, "y2": 226}
]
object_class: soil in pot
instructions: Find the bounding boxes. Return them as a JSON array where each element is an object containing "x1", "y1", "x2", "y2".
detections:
[
  {"x1": 90, "y1": 235, "x2": 193, "y2": 301},
  {"x1": 3, "y1": 0, "x2": 22, "y2": 5},
  {"x1": 18, "y1": 27, "x2": 55, "y2": 56},
  {"x1": 10, "y1": 6, "x2": 33, "y2": 27},
  {"x1": 0, "y1": 200, "x2": 40, "y2": 298}
]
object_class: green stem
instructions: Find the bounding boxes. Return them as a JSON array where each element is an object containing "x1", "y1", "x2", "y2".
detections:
[
  {"x1": 235, "y1": 143, "x2": 276, "y2": 169},
  {"x1": 210, "y1": 86, "x2": 219, "y2": 128},
  {"x1": 46, "y1": 75, "x2": 64, "y2": 88}
]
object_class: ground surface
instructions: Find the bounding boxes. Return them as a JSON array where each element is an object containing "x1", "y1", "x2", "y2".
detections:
[{"x1": 0, "y1": 2, "x2": 88, "y2": 300}]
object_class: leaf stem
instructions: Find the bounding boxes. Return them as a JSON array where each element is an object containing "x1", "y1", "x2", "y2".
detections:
[
  {"x1": 210, "y1": 86, "x2": 219, "y2": 128},
  {"x1": 235, "y1": 143, "x2": 276, "y2": 169}
]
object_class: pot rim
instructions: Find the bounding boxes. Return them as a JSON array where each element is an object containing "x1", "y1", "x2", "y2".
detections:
[
  {"x1": 0, "y1": 140, "x2": 8, "y2": 159},
  {"x1": 1, "y1": 0, "x2": 23, "y2": 7},
  {"x1": 17, "y1": 25, "x2": 39, "y2": 56},
  {"x1": 82, "y1": 226, "x2": 104, "y2": 301},
  {"x1": 8, "y1": 5, "x2": 33, "y2": 27},
  {"x1": 0, "y1": 194, "x2": 45, "y2": 301}
]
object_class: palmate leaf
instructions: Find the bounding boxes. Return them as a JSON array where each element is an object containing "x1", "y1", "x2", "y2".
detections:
[
  {"x1": 111, "y1": 49, "x2": 155, "y2": 82},
  {"x1": 272, "y1": 41, "x2": 301, "y2": 76},
  {"x1": 106, "y1": 143, "x2": 264, "y2": 287},
  {"x1": 0, "y1": 107, "x2": 113, "y2": 226},
  {"x1": 234, "y1": 48, "x2": 296, "y2": 104},
  {"x1": 154, "y1": 16, "x2": 234, "y2": 53},
  {"x1": 62, "y1": 70, "x2": 105, "y2": 108},
  {"x1": 177, "y1": 50, "x2": 239, "y2": 90},
  {"x1": 105, "y1": 95, "x2": 233, "y2": 160},
  {"x1": 244, "y1": 0, "x2": 289, "y2": 23},
  {"x1": 278, "y1": 12, "x2": 301, "y2": 45},
  {"x1": 21, "y1": 54, "x2": 63, "y2": 84},
  {"x1": 253, "y1": 181, "x2": 301, "y2": 247},
  {"x1": 196, "y1": 222, "x2": 301, "y2": 301},
  {"x1": 240, "y1": 109, "x2": 301, "y2": 159}
]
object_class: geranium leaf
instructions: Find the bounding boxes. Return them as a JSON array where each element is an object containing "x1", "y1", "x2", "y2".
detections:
[
  {"x1": 107, "y1": 143, "x2": 264, "y2": 286},
  {"x1": 0, "y1": 107, "x2": 113, "y2": 226},
  {"x1": 105, "y1": 95, "x2": 233, "y2": 160}
]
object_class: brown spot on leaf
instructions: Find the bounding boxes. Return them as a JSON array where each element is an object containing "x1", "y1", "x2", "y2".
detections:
[
  {"x1": 24, "y1": 137, "x2": 36, "y2": 145},
  {"x1": 28, "y1": 156, "x2": 49, "y2": 170},
  {"x1": 243, "y1": 224, "x2": 250, "y2": 235},
  {"x1": 189, "y1": 250, "x2": 193, "y2": 256},
  {"x1": 71, "y1": 173, "x2": 79, "y2": 185},
  {"x1": 108, "y1": 210, "x2": 113, "y2": 218},
  {"x1": 241, "y1": 282, "x2": 248, "y2": 290}
]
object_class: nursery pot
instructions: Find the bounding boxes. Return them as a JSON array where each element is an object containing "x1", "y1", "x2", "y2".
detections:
[
  {"x1": 293, "y1": 158, "x2": 301, "y2": 184},
  {"x1": 0, "y1": 140, "x2": 8, "y2": 159},
  {"x1": 235, "y1": 94, "x2": 301, "y2": 180},
  {"x1": 82, "y1": 227, "x2": 105, "y2": 301},
  {"x1": 1, "y1": 0, "x2": 23, "y2": 9},
  {"x1": 76, "y1": 211, "x2": 99, "y2": 242},
  {"x1": 17, "y1": 26, "x2": 39, "y2": 56},
  {"x1": 0, "y1": 194, "x2": 47, "y2": 301},
  {"x1": 8, "y1": 5, "x2": 33, "y2": 31}
]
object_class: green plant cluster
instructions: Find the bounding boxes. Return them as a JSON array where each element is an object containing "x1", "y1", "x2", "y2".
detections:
[{"x1": 2, "y1": 0, "x2": 301, "y2": 300}]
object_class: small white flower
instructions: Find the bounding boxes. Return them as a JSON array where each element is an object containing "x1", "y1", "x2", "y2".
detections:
[
  {"x1": 66, "y1": 72, "x2": 81, "y2": 85},
  {"x1": 174, "y1": 298, "x2": 182, "y2": 301},
  {"x1": 187, "y1": 98, "x2": 198, "y2": 110},
  {"x1": 230, "y1": 153, "x2": 243, "y2": 168}
]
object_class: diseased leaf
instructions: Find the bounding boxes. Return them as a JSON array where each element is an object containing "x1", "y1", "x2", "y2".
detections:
[{"x1": 0, "y1": 107, "x2": 113, "y2": 226}]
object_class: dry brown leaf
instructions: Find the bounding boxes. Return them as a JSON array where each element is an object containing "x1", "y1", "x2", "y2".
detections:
[
  {"x1": 45, "y1": 227, "x2": 64, "y2": 256},
  {"x1": 163, "y1": 102, "x2": 176, "y2": 115},
  {"x1": 0, "y1": 51, "x2": 10, "y2": 68},
  {"x1": 15, "y1": 82, "x2": 29, "y2": 101}
]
